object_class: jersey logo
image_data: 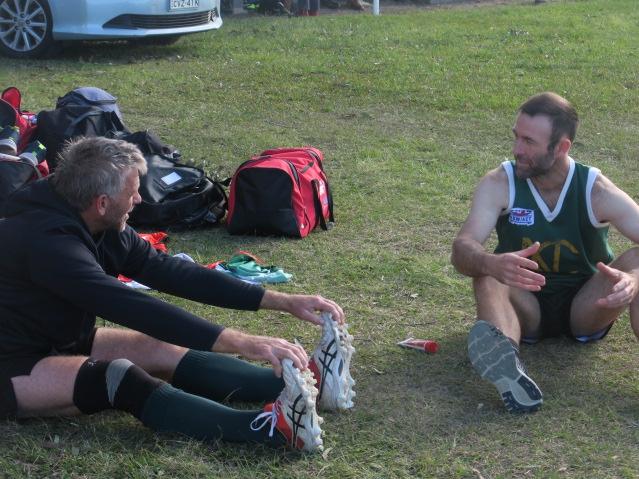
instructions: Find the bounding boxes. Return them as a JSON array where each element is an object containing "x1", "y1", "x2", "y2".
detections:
[
  {"x1": 509, "y1": 208, "x2": 534, "y2": 226},
  {"x1": 522, "y1": 237, "x2": 580, "y2": 273}
]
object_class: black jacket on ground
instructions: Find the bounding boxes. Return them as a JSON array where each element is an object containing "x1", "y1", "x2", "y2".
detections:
[{"x1": 0, "y1": 178, "x2": 265, "y2": 359}]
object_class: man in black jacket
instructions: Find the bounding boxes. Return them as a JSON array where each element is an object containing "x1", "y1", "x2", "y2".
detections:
[{"x1": 0, "y1": 137, "x2": 350, "y2": 452}]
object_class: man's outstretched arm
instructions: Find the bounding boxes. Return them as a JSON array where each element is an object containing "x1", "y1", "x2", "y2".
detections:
[
  {"x1": 259, "y1": 290, "x2": 344, "y2": 326},
  {"x1": 211, "y1": 328, "x2": 309, "y2": 377},
  {"x1": 123, "y1": 230, "x2": 344, "y2": 325}
]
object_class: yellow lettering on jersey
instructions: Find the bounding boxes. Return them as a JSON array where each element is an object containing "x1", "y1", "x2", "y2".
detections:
[{"x1": 522, "y1": 237, "x2": 579, "y2": 273}]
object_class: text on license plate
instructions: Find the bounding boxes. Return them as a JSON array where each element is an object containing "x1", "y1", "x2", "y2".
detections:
[{"x1": 169, "y1": 0, "x2": 200, "y2": 10}]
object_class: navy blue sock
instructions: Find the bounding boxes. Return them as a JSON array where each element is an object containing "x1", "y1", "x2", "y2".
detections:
[
  {"x1": 172, "y1": 350, "x2": 284, "y2": 403},
  {"x1": 141, "y1": 384, "x2": 286, "y2": 444}
]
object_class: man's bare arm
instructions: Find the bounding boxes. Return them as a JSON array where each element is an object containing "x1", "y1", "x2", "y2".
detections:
[
  {"x1": 452, "y1": 167, "x2": 509, "y2": 277},
  {"x1": 591, "y1": 174, "x2": 639, "y2": 243},
  {"x1": 451, "y1": 167, "x2": 545, "y2": 291},
  {"x1": 211, "y1": 328, "x2": 308, "y2": 377},
  {"x1": 590, "y1": 174, "x2": 639, "y2": 310},
  {"x1": 259, "y1": 290, "x2": 345, "y2": 325}
]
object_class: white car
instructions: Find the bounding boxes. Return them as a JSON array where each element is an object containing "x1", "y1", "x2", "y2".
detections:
[{"x1": 0, "y1": 0, "x2": 222, "y2": 59}]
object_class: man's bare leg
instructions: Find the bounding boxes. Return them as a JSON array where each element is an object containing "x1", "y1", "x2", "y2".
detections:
[
  {"x1": 7, "y1": 331, "x2": 297, "y2": 445},
  {"x1": 90, "y1": 328, "x2": 188, "y2": 381},
  {"x1": 571, "y1": 248, "x2": 639, "y2": 340},
  {"x1": 11, "y1": 327, "x2": 187, "y2": 418},
  {"x1": 469, "y1": 276, "x2": 543, "y2": 412},
  {"x1": 12, "y1": 356, "x2": 87, "y2": 417},
  {"x1": 473, "y1": 276, "x2": 542, "y2": 341}
]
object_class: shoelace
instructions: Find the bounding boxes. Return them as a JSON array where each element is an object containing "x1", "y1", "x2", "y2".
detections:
[{"x1": 250, "y1": 406, "x2": 278, "y2": 438}]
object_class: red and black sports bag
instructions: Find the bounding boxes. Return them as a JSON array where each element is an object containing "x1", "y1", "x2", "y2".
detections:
[
  {"x1": 226, "y1": 147, "x2": 334, "y2": 238},
  {"x1": 0, "y1": 86, "x2": 38, "y2": 151}
]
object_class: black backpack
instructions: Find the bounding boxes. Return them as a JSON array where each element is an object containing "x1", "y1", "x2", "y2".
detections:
[
  {"x1": 0, "y1": 158, "x2": 42, "y2": 216},
  {"x1": 115, "y1": 130, "x2": 228, "y2": 229},
  {"x1": 36, "y1": 87, "x2": 128, "y2": 170},
  {"x1": 55, "y1": 87, "x2": 124, "y2": 122}
]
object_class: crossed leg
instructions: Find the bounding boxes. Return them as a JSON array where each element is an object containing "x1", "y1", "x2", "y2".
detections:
[
  {"x1": 473, "y1": 275, "x2": 541, "y2": 343},
  {"x1": 570, "y1": 247, "x2": 639, "y2": 339},
  {"x1": 469, "y1": 276, "x2": 545, "y2": 412},
  {"x1": 473, "y1": 248, "x2": 639, "y2": 342}
]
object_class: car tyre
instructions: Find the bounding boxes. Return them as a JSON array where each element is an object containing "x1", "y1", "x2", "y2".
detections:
[{"x1": 0, "y1": 0, "x2": 54, "y2": 59}]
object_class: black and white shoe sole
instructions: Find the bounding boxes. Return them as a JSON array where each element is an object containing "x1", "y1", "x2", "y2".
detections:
[
  {"x1": 313, "y1": 312, "x2": 356, "y2": 411},
  {"x1": 467, "y1": 320, "x2": 543, "y2": 413},
  {"x1": 281, "y1": 359, "x2": 324, "y2": 451}
]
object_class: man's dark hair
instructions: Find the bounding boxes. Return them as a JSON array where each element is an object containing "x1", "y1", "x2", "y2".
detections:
[{"x1": 518, "y1": 92, "x2": 579, "y2": 151}]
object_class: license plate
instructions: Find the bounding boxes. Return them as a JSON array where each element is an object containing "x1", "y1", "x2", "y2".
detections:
[{"x1": 169, "y1": 0, "x2": 200, "y2": 10}]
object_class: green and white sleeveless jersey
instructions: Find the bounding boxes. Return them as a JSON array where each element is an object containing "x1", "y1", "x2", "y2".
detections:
[{"x1": 495, "y1": 158, "x2": 613, "y2": 293}]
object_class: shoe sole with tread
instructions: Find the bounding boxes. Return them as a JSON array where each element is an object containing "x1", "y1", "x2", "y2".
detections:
[{"x1": 467, "y1": 320, "x2": 542, "y2": 413}]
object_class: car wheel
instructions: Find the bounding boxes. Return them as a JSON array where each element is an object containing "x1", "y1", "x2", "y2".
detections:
[{"x1": 0, "y1": 0, "x2": 54, "y2": 59}]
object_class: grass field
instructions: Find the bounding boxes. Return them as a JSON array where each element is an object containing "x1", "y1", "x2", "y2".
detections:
[{"x1": 1, "y1": 0, "x2": 639, "y2": 477}]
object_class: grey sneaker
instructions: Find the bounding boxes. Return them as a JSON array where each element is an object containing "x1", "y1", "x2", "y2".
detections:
[{"x1": 467, "y1": 320, "x2": 542, "y2": 413}]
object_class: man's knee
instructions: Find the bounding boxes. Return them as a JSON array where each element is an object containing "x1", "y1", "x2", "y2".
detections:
[
  {"x1": 611, "y1": 246, "x2": 639, "y2": 271},
  {"x1": 73, "y1": 358, "x2": 163, "y2": 417},
  {"x1": 472, "y1": 276, "x2": 508, "y2": 298},
  {"x1": 91, "y1": 328, "x2": 187, "y2": 378}
]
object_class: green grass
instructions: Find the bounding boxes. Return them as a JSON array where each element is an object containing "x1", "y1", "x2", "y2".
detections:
[{"x1": 2, "y1": 0, "x2": 639, "y2": 477}]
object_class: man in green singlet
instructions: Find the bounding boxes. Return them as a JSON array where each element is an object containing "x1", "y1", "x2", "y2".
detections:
[{"x1": 451, "y1": 92, "x2": 639, "y2": 413}]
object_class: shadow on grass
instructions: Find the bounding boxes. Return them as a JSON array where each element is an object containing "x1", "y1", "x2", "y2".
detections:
[
  {"x1": 45, "y1": 40, "x2": 194, "y2": 64},
  {"x1": 354, "y1": 329, "x2": 637, "y2": 432},
  {"x1": 1, "y1": 410, "x2": 308, "y2": 466}
]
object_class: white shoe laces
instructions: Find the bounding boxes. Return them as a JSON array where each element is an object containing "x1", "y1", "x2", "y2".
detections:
[{"x1": 250, "y1": 406, "x2": 278, "y2": 437}]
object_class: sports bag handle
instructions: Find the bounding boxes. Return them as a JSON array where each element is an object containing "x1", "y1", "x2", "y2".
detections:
[{"x1": 311, "y1": 179, "x2": 334, "y2": 231}]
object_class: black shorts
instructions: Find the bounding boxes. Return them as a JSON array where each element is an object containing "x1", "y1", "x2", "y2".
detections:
[
  {"x1": 0, "y1": 327, "x2": 98, "y2": 419},
  {"x1": 523, "y1": 279, "x2": 612, "y2": 343}
]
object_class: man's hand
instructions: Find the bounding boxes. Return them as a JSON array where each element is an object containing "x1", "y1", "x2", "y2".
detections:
[
  {"x1": 212, "y1": 328, "x2": 308, "y2": 377},
  {"x1": 488, "y1": 242, "x2": 546, "y2": 291},
  {"x1": 595, "y1": 262, "x2": 639, "y2": 309},
  {"x1": 260, "y1": 290, "x2": 345, "y2": 326}
]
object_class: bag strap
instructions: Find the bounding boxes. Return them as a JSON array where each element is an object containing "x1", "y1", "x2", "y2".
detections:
[
  {"x1": 1, "y1": 87, "x2": 22, "y2": 110},
  {"x1": 311, "y1": 179, "x2": 334, "y2": 231},
  {"x1": 63, "y1": 109, "x2": 126, "y2": 137},
  {"x1": 211, "y1": 177, "x2": 229, "y2": 208},
  {"x1": 326, "y1": 182, "x2": 334, "y2": 224},
  {"x1": 62, "y1": 109, "x2": 105, "y2": 137},
  {"x1": 0, "y1": 153, "x2": 41, "y2": 178}
]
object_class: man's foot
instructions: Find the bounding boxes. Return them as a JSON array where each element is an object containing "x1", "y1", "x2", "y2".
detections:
[
  {"x1": 251, "y1": 359, "x2": 323, "y2": 452},
  {"x1": 467, "y1": 320, "x2": 543, "y2": 413},
  {"x1": 309, "y1": 312, "x2": 356, "y2": 411},
  {"x1": 0, "y1": 125, "x2": 20, "y2": 155}
]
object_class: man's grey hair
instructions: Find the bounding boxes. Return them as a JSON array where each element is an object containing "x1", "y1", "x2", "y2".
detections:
[{"x1": 51, "y1": 137, "x2": 147, "y2": 211}]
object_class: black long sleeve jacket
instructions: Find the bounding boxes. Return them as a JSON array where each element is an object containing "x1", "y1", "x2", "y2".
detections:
[{"x1": 0, "y1": 178, "x2": 265, "y2": 359}]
